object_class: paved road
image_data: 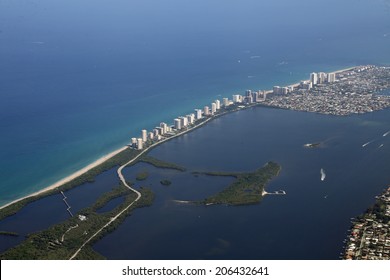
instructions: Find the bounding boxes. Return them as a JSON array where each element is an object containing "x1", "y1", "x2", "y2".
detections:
[{"x1": 69, "y1": 117, "x2": 213, "y2": 259}]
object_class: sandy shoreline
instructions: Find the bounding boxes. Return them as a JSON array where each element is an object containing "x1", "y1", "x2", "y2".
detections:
[
  {"x1": 0, "y1": 66, "x2": 358, "y2": 211},
  {"x1": 0, "y1": 146, "x2": 128, "y2": 210}
]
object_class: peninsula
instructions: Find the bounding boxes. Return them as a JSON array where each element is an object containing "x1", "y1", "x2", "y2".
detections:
[{"x1": 198, "y1": 161, "x2": 281, "y2": 206}]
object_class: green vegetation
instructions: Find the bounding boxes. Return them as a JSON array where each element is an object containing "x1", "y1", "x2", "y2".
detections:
[
  {"x1": 0, "y1": 185, "x2": 154, "y2": 260},
  {"x1": 136, "y1": 171, "x2": 149, "y2": 181},
  {"x1": 200, "y1": 162, "x2": 281, "y2": 206},
  {"x1": 371, "y1": 200, "x2": 390, "y2": 224},
  {"x1": 0, "y1": 148, "x2": 142, "y2": 221},
  {"x1": 92, "y1": 185, "x2": 131, "y2": 212},
  {"x1": 192, "y1": 171, "x2": 241, "y2": 177},
  {"x1": 139, "y1": 156, "x2": 186, "y2": 171},
  {"x1": 0, "y1": 231, "x2": 19, "y2": 237},
  {"x1": 160, "y1": 179, "x2": 172, "y2": 186}
]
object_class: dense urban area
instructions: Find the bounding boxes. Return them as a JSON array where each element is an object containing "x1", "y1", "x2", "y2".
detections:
[
  {"x1": 263, "y1": 66, "x2": 390, "y2": 115},
  {"x1": 343, "y1": 187, "x2": 390, "y2": 260},
  {"x1": 130, "y1": 65, "x2": 390, "y2": 152}
]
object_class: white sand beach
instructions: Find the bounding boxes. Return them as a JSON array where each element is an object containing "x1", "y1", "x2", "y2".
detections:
[{"x1": 0, "y1": 146, "x2": 128, "y2": 210}]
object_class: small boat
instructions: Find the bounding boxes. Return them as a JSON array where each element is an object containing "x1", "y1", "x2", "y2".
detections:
[{"x1": 320, "y1": 168, "x2": 326, "y2": 181}]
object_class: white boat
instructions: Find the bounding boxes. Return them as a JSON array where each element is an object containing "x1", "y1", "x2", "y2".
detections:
[
  {"x1": 320, "y1": 168, "x2": 326, "y2": 181},
  {"x1": 362, "y1": 141, "x2": 372, "y2": 147}
]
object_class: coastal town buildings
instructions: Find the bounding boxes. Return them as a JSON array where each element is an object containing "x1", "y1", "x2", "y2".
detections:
[
  {"x1": 233, "y1": 94, "x2": 242, "y2": 103},
  {"x1": 195, "y1": 109, "x2": 202, "y2": 119},
  {"x1": 136, "y1": 138, "x2": 143, "y2": 150},
  {"x1": 343, "y1": 187, "x2": 390, "y2": 260},
  {"x1": 273, "y1": 86, "x2": 281, "y2": 94},
  {"x1": 180, "y1": 116, "x2": 188, "y2": 128},
  {"x1": 215, "y1": 99, "x2": 221, "y2": 110},
  {"x1": 160, "y1": 122, "x2": 168, "y2": 134},
  {"x1": 328, "y1": 72, "x2": 336, "y2": 83},
  {"x1": 310, "y1": 72, "x2": 318, "y2": 85},
  {"x1": 222, "y1": 97, "x2": 229, "y2": 107},
  {"x1": 141, "y1": 129, "x2": 147, "y2": 143},
  {"x1": 318, "y1": 72, "x2": 327, "y2": 84},
  {"x1": 263, "y1": 66, "x2": 390, "y2": 115},
  {"x1": 203, "y1": 106, "x2": 210, "y2": 116},
  {"x1": 130, "y1": 65, "x2": 390, "y2": 152},
  {"x1": 174, "y1": 118, "x2": 181, "y2": 130},
  {"x1": 211, "y1": 102, "x2": 217, "y2": 115}
]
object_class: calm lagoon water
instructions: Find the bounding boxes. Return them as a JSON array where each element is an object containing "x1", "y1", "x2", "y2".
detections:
[
  {"x1": 1, "y1": 106, "x2": 390, "y2": 259},
  {"x1": 0, "y1": 168, "x2": 119, "y2": 253},
  {"x1": 92, "y1": 107, "x2": 390, "y2": 259}
]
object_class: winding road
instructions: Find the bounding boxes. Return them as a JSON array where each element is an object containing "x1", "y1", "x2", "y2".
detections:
[{"x1": 69, "y1": 117, "x2": 213, "y2": 259}]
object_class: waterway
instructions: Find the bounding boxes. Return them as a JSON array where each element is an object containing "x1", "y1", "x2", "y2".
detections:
[{"x1": 91, "y1": 106, "x2": 390, "y2": 259}]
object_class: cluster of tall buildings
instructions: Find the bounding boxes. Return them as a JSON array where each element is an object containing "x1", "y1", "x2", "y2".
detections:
[
  {"x1": 130, "y1": 122, "x2": 171, "y2": 150},
  {"x1": 233, "y1": 90, "x2": 267, "y2": 103},
  {"x1": 273, "y1": 71, "x2": 337, "y2": 94},
  {"x1": 130, "y1": 98, "x2": 227, "y2": 150},
  {"x1": 310, "y1": 71, "x2": 336, "y2": 85},
  {"x1": 301, "y1": 71, "x2": 336, "y2": 90},
  {"x1": 272, "y1": 86, "x2": 294, "y2": 95},
  {"x1": 129, "y1": 89, "x2": 269, "y2": 150}
]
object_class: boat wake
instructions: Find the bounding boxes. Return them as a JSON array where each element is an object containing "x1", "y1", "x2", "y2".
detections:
[
  {"x1": 320, "y1": 168, "x2": 326, "y2": 181},
  {"x1": 379, "y1": 144, "x2": 384, "y2": 148},
  {"x1": 362, "y1": 141, "x2": 373, "y2": 147},
  {"x1": 172, "y1": 200, "x2": 192, "y2": 204},
  {"x1": 383, "y1": 130, "x2": 390, "y2": 137}
]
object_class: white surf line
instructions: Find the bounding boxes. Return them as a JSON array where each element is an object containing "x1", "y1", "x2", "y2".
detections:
[{"x1": 69, "y1": 117, "x2": 214, "y2": 259}]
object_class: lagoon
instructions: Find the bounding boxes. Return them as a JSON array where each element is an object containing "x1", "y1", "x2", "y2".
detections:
[{"x1": 92, "y1": 106, "x2": 390, "y2": 259}]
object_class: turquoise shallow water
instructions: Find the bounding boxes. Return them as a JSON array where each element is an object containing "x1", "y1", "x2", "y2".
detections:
[{"x1": 0, "y1": 0, "x2": 390, "y2": 205}]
